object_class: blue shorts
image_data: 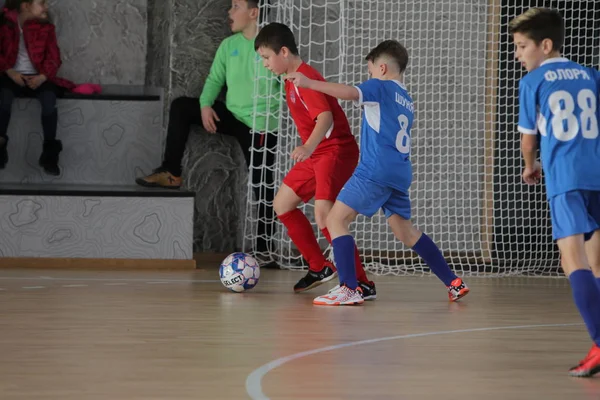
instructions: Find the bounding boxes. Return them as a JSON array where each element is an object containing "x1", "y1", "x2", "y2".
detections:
[
  {"x1": 337, "y1": 174, "x2": 411, "y2": 219},
  {"x1": 549, "y1": 190, "x2": 600, "y2": 240}
]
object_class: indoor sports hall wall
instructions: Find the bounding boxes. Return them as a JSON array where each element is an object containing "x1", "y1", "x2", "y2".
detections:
[
  {"x1": 0, "y1": 0, "x2": 149, "y2": 85},
  {"x1": 47, "y1": 0, "x2": 148, "y2": 85}
]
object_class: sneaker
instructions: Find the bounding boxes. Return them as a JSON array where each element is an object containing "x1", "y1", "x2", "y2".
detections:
[
  {"x1": 359, "y1": 281, "x2": 377, "y2": 300},
  {"x1": 570, "y1": 346, "x2": 596, "y2": 371},
  {"x1": 329, "y1": 281, "x2": 377, "y2": 300},
  {"x1": 314, "y1": 284, "x2": 364, "y2": 306},
  {"x1": 293, "y1": 261, "x2": 337, "y2": 293},
  {"x1": 570, "y1": 344, "x2": 600, "y2": 377},
  {"x1": 447, "y1": 277, "x2": 469, "y2": 302},
  {"x1": 136, "y1": 168, "x2": 182, "y2": 189}
]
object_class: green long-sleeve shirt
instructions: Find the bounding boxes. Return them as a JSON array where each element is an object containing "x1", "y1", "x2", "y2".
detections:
[{"x1": 199, "y1": 32, "x2": 281, "y2": 132}]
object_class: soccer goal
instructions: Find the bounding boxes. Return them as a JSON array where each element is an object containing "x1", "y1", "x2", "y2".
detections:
[{"x1": 245, "y1": 0, "x2": 600, "y2": 276}]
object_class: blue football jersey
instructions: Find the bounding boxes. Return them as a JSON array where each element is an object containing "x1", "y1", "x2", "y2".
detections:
[
  {"x1": 518, "y1": 58, "x2": 600, "y2": 198},
  {"x1": 353, "y1": 79, "x2": 414, "y2": 193}
]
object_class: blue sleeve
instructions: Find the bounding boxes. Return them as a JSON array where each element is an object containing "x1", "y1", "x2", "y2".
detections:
[
  {"x1": 588, "y1": 67, "x2": 600, "y2": 86},
  {"x1": 355, "y1": 79, "x2": 383, "y2": 105},
  {"x1": 517, "y1": 79, "x2": 538, "y2": 135},
  {"x1": 590, "y1": 68, "x2": 600, "y2": 95}
]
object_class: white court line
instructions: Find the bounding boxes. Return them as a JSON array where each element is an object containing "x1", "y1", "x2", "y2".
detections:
[
  {"x1": 245, "y1": 322, "x2": 583, "y2": 400},
  {"x1": 146, "y1": 282, "x2": 172, "y2": 284},
  {"x1": 62, "y1": 284, "x2": 88, "y2": 288},
  {"x1": 21, "y1": 286, "x2": 45, "y2": 289}
]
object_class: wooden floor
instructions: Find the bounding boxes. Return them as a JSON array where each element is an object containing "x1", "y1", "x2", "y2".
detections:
[{"x1": 0, "y1": 265, "x2": 599, "y2": 400}]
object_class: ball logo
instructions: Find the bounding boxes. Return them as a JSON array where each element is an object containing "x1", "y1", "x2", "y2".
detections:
[
  {"x1": 223, "y1": 274, "x2": 243, "y2": 287},
  {"x1": 219, "y1": 252, "x2": 260, "y2": 292}
]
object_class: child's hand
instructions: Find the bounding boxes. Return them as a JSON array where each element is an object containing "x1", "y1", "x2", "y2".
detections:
[
  {"x1": 6, "y1": 69, "x2": 25, "y2": 87},
  {"x1": 286, "y1": 72, "x2": 311, "y2": 88},
  {"x1": 24, "y1": 74, "x2": 47, "y2": 90},
  {"x1": 291, "y1": 144, "x2": 314, "y2": 163},
  {"x1": 522, "y1": 161, "x2": 542, "y2": 185},
  {"x1": 201, "y1": 106, "x2": 220, "y2": 134}
]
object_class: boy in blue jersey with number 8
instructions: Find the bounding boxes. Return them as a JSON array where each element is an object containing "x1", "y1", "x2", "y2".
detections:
[
  {"x1": 510, "y1": 8, "x2": 600, "y2": 377},
  {"x1": 286, "y1": 40, "x2": 469, "y2": 306}
]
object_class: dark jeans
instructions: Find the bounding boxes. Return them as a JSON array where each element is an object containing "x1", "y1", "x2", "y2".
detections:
[
  {"x1": 0, "y1": 73, "x2": 61, "y2": 141},
  {"x1": 162, "y1": 96, "x2": 277, "y2": 253}
]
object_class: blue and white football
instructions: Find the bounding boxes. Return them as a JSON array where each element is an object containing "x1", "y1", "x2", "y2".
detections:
[{"x1": 219, "y1": 252, "x2": 260, "y2": 292}]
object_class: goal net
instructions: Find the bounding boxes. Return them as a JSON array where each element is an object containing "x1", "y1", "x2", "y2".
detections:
[{"x1": 245, "y1": 0, "x2": 600, "y2": 276}]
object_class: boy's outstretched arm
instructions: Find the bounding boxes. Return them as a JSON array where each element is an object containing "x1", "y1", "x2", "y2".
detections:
[{"x1": 286, "y1": 72, "x2": 359, "y2": 101}]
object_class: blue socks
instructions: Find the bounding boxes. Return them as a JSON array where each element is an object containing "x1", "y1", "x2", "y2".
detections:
[
  {"x1": 412, "y1": 233, "x2": 457, "y2": 286},
  {"x1": 569, "y1": 269, "x2": 600, "y2": 347},
  {"x1": 332, "y1": 235, "x2": 358, "y2": 290}
]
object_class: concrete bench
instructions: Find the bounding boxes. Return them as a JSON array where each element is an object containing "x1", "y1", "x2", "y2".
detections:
[
  {"x1": 0, "y1": 182, "x2": 195, "y2": 267},
  {"x1": 0, "y1": 85, "x2": 196, "y2": 267},
  {"x1": 1, "y1": 85, "x2": 164, "y2": 186}
]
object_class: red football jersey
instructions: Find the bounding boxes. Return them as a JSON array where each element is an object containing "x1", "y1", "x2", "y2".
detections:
[{"x1": 285, "y1": 62, "x2": 354, "y2": 152}]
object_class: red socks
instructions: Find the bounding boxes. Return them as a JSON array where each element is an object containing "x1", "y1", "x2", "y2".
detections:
[
  {"x1": 278, "y1": 209, "x2": 326, "y2": 272},
  {"x1": 277, "y1": 210, "x2": 370, "y2": 283}
]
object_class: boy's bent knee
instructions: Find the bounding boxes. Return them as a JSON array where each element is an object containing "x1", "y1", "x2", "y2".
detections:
[
  {"x1": 314, "y1": 200, "x2": 333, "y2": 229},
  {"x1": 315, "y1": 213, "x2": 327, "y2": 230},
  {"x1": 325, "y1": 213, "x2": 341, "y2": 230},
  {"x1": 326, "y1": 203, "x2": 355, "y2": 230},
  {"x1": 557, "y1": 234, "x2": 589, "y2": 276},
  {"x1": 273, "y1": 186, "x2": 303, "y2": 216},
  {"x1": 388, "y1": 214, "x2": 421, "y2": 247},
  {"x1": 273, "y1": 201, "x2": 293, "y2": 217},
  {"x1": 585, "y1": 230, "x2": 600, "y2": 276}
]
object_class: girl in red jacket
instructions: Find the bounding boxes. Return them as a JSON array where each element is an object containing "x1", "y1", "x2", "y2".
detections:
[{"x1": 0, "y1": 0, "x2": 75, "y2": 176}]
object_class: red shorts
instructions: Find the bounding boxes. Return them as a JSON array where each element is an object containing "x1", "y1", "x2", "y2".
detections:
[{"x1": 283, "y1": 142, "x2": 359, "y2": 203}]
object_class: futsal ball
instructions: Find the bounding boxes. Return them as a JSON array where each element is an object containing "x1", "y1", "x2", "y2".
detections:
[{"x1": 219, "y1": 252, "x2": 260, "y2": 292}]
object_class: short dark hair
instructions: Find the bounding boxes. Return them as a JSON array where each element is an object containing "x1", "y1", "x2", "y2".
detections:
[
  {"x1": 254, "y1": 22, "x2": 299, "y2": 55},
  {"x1": 365, "y1": 40, "x2": 409, "y2": 74},
  {"x1": 1, "y1": 0, "x2": 51, "y2": 24},
  {"x1": 246, "y1": 0, "x2": 270, "y2": 23},
  {"x1": 5, "y1": 0, "x2": 37, "y2": 11},
  {"x1": 508, "y1": 8, "x2": 564, "y2": 51}
]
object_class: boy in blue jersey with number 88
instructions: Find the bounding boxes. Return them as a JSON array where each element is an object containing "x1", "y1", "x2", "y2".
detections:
[
  {"x1": 510, "y1": 8, "x2": 600, "y2": 377},
  {"x1": 286, "y1": 40, "x2": 469, "y2": 306}
]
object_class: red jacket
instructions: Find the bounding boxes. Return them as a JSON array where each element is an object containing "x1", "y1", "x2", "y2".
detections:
[{"x1": 0, "y1": 9, "x2": 75, "y2": 90}]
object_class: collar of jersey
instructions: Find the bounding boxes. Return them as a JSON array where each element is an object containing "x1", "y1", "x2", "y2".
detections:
[
  {"x1": 392, "y1": 80, "x2": 406, "y2": 90},
  {"x1": 540, "y1": 57, "x2": 569, "y2": 66}
]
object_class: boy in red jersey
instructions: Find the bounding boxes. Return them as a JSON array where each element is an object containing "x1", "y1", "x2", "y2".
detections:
[{"x1": 254, "y1": 22, "x2": 375, "y2": 297}]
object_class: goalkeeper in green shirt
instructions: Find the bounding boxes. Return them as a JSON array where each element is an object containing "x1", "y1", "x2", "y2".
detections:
[{"x1": 137, "y1": 0, "x2": 280, "y2": 254}]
